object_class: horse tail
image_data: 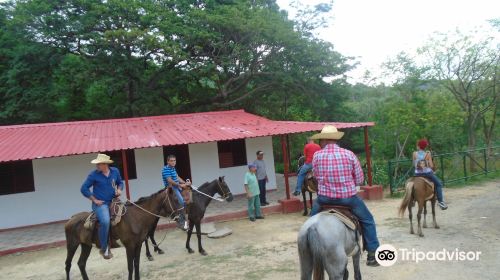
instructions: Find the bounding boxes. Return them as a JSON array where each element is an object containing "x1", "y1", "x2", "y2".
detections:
[
  {"x1": 298, "y1": 223, "x2": 325, "y2": 280},
  {"x1": 398, "y1": 181, "x2": 414, "y2": 217}
]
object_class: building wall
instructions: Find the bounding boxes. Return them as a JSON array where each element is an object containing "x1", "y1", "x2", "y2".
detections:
[
  {"x1": 188, "y1": 136, "x2": 277, "y2": 195},
  {"x1": 0, "y1": 137, "x2": 277, "y2": 229}
]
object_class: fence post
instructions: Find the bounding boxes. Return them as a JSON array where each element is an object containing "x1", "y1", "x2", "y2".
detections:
[
  {"x1": 483, "y1": 149, "x2": 488, "y2": 174},
  {"x1": 388, "y1": 161, "x2": 393, "y2": 195},
  {"x1": 463, "y1": 153, "x2": 468, "y2": 182}
]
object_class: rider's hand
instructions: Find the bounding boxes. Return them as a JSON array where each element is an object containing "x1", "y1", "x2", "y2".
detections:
[
  {"x1": 93, "y1": 199, "x2": 105, "y2": 206},
  {"x1": 115, "y1": 189, "x2": 122, "y2": 197},
  {"x1": 246, "y1": 192, "x2": 251, "y2": 199}
]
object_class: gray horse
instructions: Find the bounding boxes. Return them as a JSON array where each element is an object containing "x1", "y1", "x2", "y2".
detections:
[{"x1": 298, "y1": 213, "x2": 362, "y2": 280}]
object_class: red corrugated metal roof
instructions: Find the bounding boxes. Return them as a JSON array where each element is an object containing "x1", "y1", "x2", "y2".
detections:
[{"x1": 0, "y1": 110, "x2": 374, "y2": 163}]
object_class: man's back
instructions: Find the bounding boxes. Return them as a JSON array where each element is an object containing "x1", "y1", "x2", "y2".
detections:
[
  {"x1": 312, "y1": 144, "x2": 364, "y2": 199},
  {"x1": 304, "y1": 143, "x2": 321, "y2": 164}
]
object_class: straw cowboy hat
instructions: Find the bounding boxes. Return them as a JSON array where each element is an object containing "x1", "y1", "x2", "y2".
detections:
[
  {"x1": 310, "y1": 125, "x2": 344, "y2": 140},
  {"x1": 91, "y1": 153, "x2": 114, "y2": 164}
]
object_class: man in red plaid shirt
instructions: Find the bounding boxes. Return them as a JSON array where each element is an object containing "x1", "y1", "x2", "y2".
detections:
[{"x1": 310, "y1": 125, "x2": 380, "y2": 267}]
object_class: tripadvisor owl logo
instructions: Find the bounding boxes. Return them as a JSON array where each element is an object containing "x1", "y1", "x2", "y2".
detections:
[{"x1": 375, "y1": 244, "x2": 398, "y2": 267}]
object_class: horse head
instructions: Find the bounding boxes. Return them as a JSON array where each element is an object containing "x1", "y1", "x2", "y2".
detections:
[{"x1": 217, "y1": 176, "x2": 234, "y2": 202}]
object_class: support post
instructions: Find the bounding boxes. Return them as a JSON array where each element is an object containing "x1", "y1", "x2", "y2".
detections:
[
  {"x1": 363, "y1": 127, "x2": 373, "y2": 186},
  {"x1": 121, "y1": 149, "x2": 131, "y2": 200},
  {"x1": 281, "y1": 135, "x2": 291, "y2": 199}
]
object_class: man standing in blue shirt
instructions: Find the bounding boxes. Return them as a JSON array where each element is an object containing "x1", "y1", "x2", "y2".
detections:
[
  {"x1": 162, "y1": 154, "x2": 191, "y2": 230},
  {"x1": 81, "y1": 153, "x2": 123, "y2": 260}
]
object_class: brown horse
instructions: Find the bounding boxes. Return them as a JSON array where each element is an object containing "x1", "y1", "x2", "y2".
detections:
[
  {"x1": 298, "y1": 155, "x2": 318, "y2": 216},
  {"x1": 64, "y1": 188, "x2": 181, "y2": 280},
  {"x1": 398, "y1": 177, "x2": 439, "y2": 237}
]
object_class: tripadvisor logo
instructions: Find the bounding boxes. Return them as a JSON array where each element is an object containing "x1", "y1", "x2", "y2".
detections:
[{"x1": 375, "y1": 244, "x2": 482, "y2": 266}]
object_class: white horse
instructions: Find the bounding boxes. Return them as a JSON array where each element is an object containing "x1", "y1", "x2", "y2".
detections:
[{"x1": 298, "y1": 213, "x2": 362, "y2": 280}]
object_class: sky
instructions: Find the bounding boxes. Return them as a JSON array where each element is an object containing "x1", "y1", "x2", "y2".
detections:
[{"x1": 276, "y1": 0, "x2": 500, "y2": 84}]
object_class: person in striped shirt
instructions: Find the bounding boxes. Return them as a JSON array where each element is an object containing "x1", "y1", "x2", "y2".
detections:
[
  {"x1": 309, "y1": 125, "x2": 380, "y2": 267},
  {"x1": 162, "y1": 154, "x2": 191, "y2": 230}
]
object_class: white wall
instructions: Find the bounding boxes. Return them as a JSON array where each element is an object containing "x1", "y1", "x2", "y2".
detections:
[
  {"x1": 0, "y1": 137, "x2": 277, "y2": 228},
  {"x1": 188, "y1": 136, "x2": 277, "y2": 195}
]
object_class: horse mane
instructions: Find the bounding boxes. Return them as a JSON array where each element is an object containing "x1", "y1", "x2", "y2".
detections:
[{"x1": 125, "y1": 189, "x2": 165, "y2": 206}]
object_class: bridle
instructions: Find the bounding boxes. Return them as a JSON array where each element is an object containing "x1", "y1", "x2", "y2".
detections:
[
  {"x1": 126, "y1": 188, "x2": 184, "y2": 220},
  {"x1": 192, "y1": 179, "x2": 232, "y2": 202},
  {"x1": 216, "y1": 179, "x2": 232, "y2": 200}
]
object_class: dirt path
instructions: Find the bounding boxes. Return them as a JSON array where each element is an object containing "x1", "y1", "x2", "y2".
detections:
[{"x1": 1, "y1": 180, "x2": 499, "y2": 280}]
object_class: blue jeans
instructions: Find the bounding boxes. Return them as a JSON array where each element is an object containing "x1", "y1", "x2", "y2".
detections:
[
  {"x1": 258, "y1": 179, "x2": 267, "y2": 204},
  {"x1": 247, "y1": 195, "x2": 262, "y2": 219},
  {"x1": 173, "y1": 186, "x2": 185, "y2": 207},
  {"x1": 92, "y1": 203, "x2": 110, "y2": 251},
  {"x1": 311, "y1": 195, "x2": 380, "y2": 252},
  {"x1": 416, "y1": 172, "x2": 444, "y2": 202},
  {"x1": 295, "y1": 163, "x2": 312, "y2": 193}
]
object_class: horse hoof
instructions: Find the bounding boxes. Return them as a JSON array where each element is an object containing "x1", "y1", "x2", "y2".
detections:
[
  {"x1": 302, "y1": 212, "x2": 308, "y2": 216},
  {"x1": 200, "y1": 251, "x2": 208, "y2": 256},
  {"x1": 156, "y1": 249, "x2": 165, "y2": 255},
  {"x1": 435, "y1": 226, "x2": 440, "y2": 229},
  {"x1": 419, "y1": 233, "x2": 424, "y2": 237},
  {"x1": 187, "y1": 248, "x2": 194, "y2": 254},
  {"x1": 423, "y1": 225, "x2": 427, "y2": 228},
  {"x1": 410, "y1": 230, "x2": 414, "y2": 234},
  {"x1": 147, "y1": 255, "x2": 154, "y2": 261}
]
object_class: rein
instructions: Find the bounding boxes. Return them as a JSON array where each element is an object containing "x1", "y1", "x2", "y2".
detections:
[
  {"x1": 126, "y1": 190, "x2": 183, "y2": 220},
  {"x1": 192, "y1": 180, "x2": 231, "y2": 202}
]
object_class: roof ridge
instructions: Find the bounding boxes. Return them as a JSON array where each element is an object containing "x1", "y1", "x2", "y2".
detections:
[{"x1": 0, "y1": 109, "x2": 247, "y2": 130}]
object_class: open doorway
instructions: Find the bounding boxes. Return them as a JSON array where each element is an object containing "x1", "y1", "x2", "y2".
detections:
[{"x1": 163, "y1": 145, "x2": 192, "y2": 181}]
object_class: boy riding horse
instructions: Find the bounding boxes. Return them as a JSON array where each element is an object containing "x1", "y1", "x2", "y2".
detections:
[{"x1": 309, "y1": 125, "x2": 380, "y2": 267}]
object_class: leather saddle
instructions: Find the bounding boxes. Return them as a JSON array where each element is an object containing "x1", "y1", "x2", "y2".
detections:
[
  {"x1": 303, "y1": 171, "x2": 318, "y2": 193},
  {"x1": 320, "y1": 205, "x2": 365, "y2": 253},
  {"x1": 409, "y1": 176, "x2": 436, "y2": 200},
  {"x1": 82, "y1": 199, "x2": 125, "y2": 248}
]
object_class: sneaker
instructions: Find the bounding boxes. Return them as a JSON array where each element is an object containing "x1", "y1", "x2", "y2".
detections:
[
  {"x1": 256, "y1": 216, "x2": 265, "y2": 219},
  {"x1": 249, "y1": 217, "x2": 256, "y2": 222},
  {"x1": 366, "y1": 252, "x2": 379, "y2": 267},
  {"x1": 293, "y1": 191, "x2": 301, "y2": 196},
  {"x1": 438, "y1": 201, "x2": 448, "y2": 210}
]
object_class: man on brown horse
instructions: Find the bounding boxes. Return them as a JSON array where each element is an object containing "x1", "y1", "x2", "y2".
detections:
[
  {"x1": 162, "y1": 154, "x2": 191, "y2": 230},
  {"x1": 309, "y1": 125, "x2": 380, "y2": 267},
  {"x1": 293, "y1": 137, "x2": 321, "y2": 196},
  {"x1": 413, "y1": 139, "x2": 448, "y2": 210},
  {"x1": 80, "y1": 153, "x2": 123, "y2": 259}
]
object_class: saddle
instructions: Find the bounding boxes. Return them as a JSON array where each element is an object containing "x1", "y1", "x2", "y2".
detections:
[
  {"x1": 82, "y1": 199, "x2": 125, "y2": 249},
  {"x1": 320, "y1": 205, "x2": 365, "y2": 255},
  {"x1": 409, "y1": 176, "x2": 435, "y2": 200}
]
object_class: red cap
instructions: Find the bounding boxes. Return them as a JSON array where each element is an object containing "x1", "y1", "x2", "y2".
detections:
[{"x1": 417, "y1": 139, "x2": 428, "y2": 150}]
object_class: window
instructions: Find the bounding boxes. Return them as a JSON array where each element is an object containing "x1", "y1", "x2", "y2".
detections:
[
  {"x1": 107, "y1": 150, "x2": 137, "y2": 180},
  {"x1": 217, "y1": 139, "x2": 247, "y2": 168},
  {"x1": 0, "y1": 160, "x2": 35, "y2": 195}
]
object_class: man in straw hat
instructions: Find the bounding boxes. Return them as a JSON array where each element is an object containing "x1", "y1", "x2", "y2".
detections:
[
  {"x1": 81, "y1": 153, "x2": 124, "y2": 259},
  {"x1": 309, "y1": 125, "x2": 380, "y2": 267}
]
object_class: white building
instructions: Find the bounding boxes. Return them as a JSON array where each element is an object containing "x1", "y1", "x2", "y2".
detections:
[{"x1": 0, "y1": 110, "x2": 374, "y2": 229}]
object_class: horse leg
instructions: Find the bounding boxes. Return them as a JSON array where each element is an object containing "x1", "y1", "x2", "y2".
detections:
[
  {"x1": 77, "y1": 244, "x2": 92, "y2": 280},
  {"x1": 302, "y1": 189, "x2": 308, "y2": 216},
  {"x1": 408, "y1": 201, "x2": 414, "y2": 235},
  {"x1": 195, "y1": 222, "x2": 207, "y2": 256},
  {"x1": 324, "y1": 250, "x2": 347, "y2": 280},
  {"x1": 423, "y1": 201, "x2": 428, "y2": 228},
  {"x1": 343, "y1": 264, "x2": 349, "y2": 280},
  {"x1": 144, "y1": 237, "x2": 153, "y2": 261},
  {"x1": 298, "y1": 230, "x2": 313, "y2": 280},
  {"x1": 186, "y1": 221, "x2": 195, "y2": 254},
  {"x1": 65, "y1": 240, "x2": 79, "y2": 280},
  {"x1": 126, "y1": 246, "x2": 135, "y2": 280},
  {"x1": 134, "y1": 244, "x2": 142, "y2": 280},
  {"x1": 309, "y1": 191, "x2": 313, "y2": 211},
  {"x1": 149, "y1": 218, "x2": 164, "y2": 254},
  {"x1": 431, "y1": 199, "x2": 440, "y2": 229},
  {"x1": 352, "y1": 251, "x2": 362, "y2": 280},
  {"x1": 417, "y1": 201, "x2": 424, "y2": 237}
]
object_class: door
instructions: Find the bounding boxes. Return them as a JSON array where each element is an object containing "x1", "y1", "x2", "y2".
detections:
[{"x1": 163, "y1": 145, "x2": 192, "y2": 181}]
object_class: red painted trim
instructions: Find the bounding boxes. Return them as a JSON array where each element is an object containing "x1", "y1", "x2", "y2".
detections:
[
  {"x1": 0, "y1": 240, "x2": 66, "y2": 257},
  {"x1": 364, "y1": 127, "x2": 373, "y2": 186},
  {"x1": 122, "y1": 149, "x2": 131, "y2": 200},
  {"x1": 281, "y1": 135, "x2": 291, "y2": 199}
]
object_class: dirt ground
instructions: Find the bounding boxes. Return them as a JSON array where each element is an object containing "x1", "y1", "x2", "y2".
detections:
[{"x1": 1, "y1": 180, "x2": 499, "y2": 280}]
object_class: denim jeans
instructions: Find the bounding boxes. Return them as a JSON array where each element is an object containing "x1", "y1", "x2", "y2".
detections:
[
  {"x1": 258, "y1": 179, "x2": 267, "y2": 204},
  {"x1": 416, "y1": 172, "x2": 444, "y2": 202},
  {"x1": 311, "y1": 195, "x2": 380, "y2": 252},
  {"x1": 92, "y1": 203, "x2": 110, "y2": 251},
  {"x1": 247, "y1": 195, "x2": 262, "y2": 219},
  {"x1": 295, "y1": 163, "x2": 312, "y2": 193},
  {"x1": 173, "y1": 186, "x2": 185, "y2": 207}
]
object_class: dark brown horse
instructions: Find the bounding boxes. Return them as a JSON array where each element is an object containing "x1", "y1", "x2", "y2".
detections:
[
  {"x1": 186, "y1": 177, "x2": 233, "y2": 255},
  {"x1": 399, "y1": 177, "x2": 439, "y2": 237},
  {"x1": 64, "y1": 188, "x2": 181, "y2": 280},
  {"x1": 298, "y1": 155, "x2": 318, "y2": 216}
]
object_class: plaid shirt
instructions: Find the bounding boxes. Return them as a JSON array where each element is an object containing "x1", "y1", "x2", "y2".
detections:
[{"x1": 312, "y1": 144, "x2": 364, "y2": 199}]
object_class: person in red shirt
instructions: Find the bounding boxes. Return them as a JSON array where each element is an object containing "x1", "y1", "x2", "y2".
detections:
[{"x1": 293, "y1": 137, "x2": 321, "y2": 196}]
